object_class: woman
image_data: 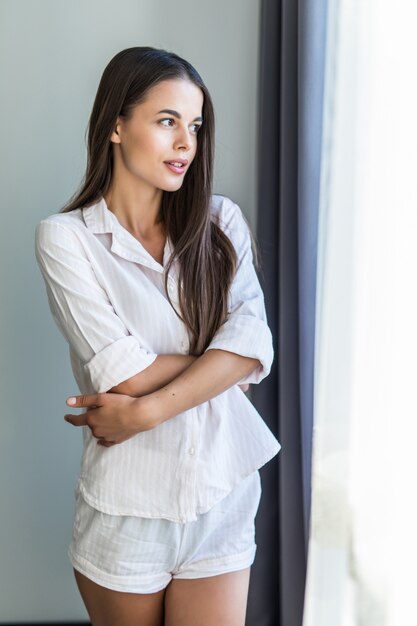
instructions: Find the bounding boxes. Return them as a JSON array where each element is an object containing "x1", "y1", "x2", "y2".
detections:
[{"x1": 35, "y1": 46, "x2": 281, "y2": 626}]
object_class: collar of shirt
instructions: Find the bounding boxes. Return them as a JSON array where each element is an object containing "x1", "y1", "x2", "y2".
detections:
[{"x1": 82, "y1": 197, "x2": 174, "y2": 274}]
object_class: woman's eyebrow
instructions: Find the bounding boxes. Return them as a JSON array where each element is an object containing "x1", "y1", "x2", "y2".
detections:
[{"x1": 157, "y1": 109, "x2": 203, "y2": 122}]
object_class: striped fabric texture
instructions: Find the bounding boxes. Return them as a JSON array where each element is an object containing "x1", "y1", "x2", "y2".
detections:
[
  {"x1": 68, "y1": 469, "x2": 262, "y2": 593},
  {"x1": 34, "y1": 194, "x2": 281, "y2": 523}
]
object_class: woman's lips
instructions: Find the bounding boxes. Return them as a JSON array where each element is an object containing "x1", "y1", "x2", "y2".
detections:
[{"x1": 164, "y1": 162, "x2": 187, "y2": 174}]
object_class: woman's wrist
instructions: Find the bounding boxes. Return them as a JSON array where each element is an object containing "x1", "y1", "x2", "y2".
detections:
[{"x1": 133, "y1": 393, "x2": 168, "y2": 430}]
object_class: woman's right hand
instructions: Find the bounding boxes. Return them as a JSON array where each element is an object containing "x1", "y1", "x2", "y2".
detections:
[{"x1": 64, "y1": 392, "x2": 155, "y2": 447}]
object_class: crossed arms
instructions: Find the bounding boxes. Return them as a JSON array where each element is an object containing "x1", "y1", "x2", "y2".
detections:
[{"x1": 36, "y1": 202, "x2": 274, "y2": 443}]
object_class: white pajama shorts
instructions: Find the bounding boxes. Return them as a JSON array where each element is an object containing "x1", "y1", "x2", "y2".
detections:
[{"x1": 68, "y1": 470, "x2": 262, "y2": 594}]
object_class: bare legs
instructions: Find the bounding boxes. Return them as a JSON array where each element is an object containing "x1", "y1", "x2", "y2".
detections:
[
  {"x1": 164, "y1": 567, "x2": 251, "y2": 626},
  {"x1": 73, "y1": 569, "x2": 165, "y2": 626},
  {"x1": 73, "y1": 566, "x2": 251, "y2": 626}
]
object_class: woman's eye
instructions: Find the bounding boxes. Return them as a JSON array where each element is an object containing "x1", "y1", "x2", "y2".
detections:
[{"x1": 159, "y1": 119, "x2": 202, "y2": 133}]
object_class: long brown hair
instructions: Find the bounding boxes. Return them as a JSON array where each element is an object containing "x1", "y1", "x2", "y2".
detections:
[{"x1": 60, "y1": 46, "x2": 259, "y2": 355}]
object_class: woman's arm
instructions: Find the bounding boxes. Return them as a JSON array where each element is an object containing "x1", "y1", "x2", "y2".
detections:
[
  {"x1": 109, "y1": 353, "x2": 250, "y2": 398},
  {"x1": 138, "y1": 348, "x2": 259, "y2": 426},
  {"x1": 64, "y1": 348, "x2": 258, "y2": 445},
  {"x1": 109, "y1": 354, "x2": 198, "y2": 396}
]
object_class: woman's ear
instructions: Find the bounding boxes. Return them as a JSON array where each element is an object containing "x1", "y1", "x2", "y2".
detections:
[{"x1": 110, "y1": 118, "x2": 122, "y2": 144}]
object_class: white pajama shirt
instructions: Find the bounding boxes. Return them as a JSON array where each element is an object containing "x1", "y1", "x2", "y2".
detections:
[{"x1": 34, "y1": 194, "x2": 281, "y2": 523}]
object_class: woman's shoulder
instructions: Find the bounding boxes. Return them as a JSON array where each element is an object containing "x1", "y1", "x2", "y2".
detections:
[
  {"x1": 34, "y1": 208, "x2": 89, "y2": 255},
  {"x1": 36, "y1": 208, "x2": 85, "y2": 231},
  {"x1": 35, "y1": 209, "x2": 86, "y2": 237},
  {"x1": 210, "y1": 193, "x2": 251, "y2": 235}
]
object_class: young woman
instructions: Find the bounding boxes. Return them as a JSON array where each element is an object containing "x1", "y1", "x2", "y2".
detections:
[{"x1": 35, "y1": 47, "x2": 281, "y2": 626}]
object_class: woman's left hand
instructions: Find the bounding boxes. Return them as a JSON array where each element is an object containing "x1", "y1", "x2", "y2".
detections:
[{"x1": 64, "y1": 393, "x2": 154, "y2": 447}]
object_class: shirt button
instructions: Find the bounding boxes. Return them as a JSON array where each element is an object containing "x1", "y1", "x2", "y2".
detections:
[{"x1": 188, "y1": 447, "x2": 195, "y2": 456}]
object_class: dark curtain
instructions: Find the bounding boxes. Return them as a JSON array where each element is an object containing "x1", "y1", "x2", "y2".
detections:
[{"x1": 246, "y1": 1, "x2": 328, "y2": 625}]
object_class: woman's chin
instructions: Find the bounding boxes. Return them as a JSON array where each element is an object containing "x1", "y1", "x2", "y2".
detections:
[{"x1": 158, "y1": 179, "x2": 185, "y2": 192}]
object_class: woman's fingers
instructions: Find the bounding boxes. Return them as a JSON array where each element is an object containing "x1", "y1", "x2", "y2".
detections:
[
  {"x1": 64, "y1": 392, "x2": 150, "y2": 444},
  {"x1": 66, "y1": 394, "x2": 104, "y2": 408},
  {"x1": 65, "y1": 412, "x2": 113, "y2": 444},
  {"x1": 64, "y1": 413, "x2": 89, "y2": 427},
  {"x1": 64, "y1": 394, "x2": 105, "y2": 432}
]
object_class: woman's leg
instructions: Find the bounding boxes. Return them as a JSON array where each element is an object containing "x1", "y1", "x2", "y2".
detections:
[
  {"x1": 73, "y1": 568, "x2": 166, "y2": 626},
  {"x1": 163, "y1": 567, "x2": 251, "y2": 626}
]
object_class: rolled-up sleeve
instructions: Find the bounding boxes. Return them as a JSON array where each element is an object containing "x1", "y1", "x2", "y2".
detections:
[
  {"x1": 204, "y1": 202, "x2": 274, "y2": 385},
  {"x1": 34, "y1": 219, "x2": 158, "y2": 393}
]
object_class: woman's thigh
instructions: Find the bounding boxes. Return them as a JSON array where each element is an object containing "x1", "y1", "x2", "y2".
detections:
[
  {"x1": 73, "y1": 568, "x2": 166, "y2": 626},
  {"x1": 163, "y1": 567, "x2": 251, "y2": 626}
]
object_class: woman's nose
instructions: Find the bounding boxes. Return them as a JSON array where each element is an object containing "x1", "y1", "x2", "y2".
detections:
[{"x1": 173, "y1": 127, "x2": 193, "y2": 150}]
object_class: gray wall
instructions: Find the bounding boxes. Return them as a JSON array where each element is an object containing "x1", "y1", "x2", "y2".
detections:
[{"x1": 0, "y1": 0, "x2": 261, "y2": 621}]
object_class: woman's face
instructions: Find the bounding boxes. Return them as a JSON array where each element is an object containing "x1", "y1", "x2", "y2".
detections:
[{"x1": 110, "y1": 78, "x2": 204, "y2": 193}]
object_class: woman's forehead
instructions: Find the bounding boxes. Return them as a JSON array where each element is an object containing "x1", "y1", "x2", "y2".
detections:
[{"x1": 140, "y1": 78, "x2": 204, "y2": 113}]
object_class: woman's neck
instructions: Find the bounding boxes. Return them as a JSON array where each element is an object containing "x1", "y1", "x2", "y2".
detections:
[{"x1": 103, "y1": 184, "x2": 163, "y2": 239}]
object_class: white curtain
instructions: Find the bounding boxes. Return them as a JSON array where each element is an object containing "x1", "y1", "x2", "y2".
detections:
[{"x1": 303, "y1": 1, "x2": 417, "y2": 624}]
